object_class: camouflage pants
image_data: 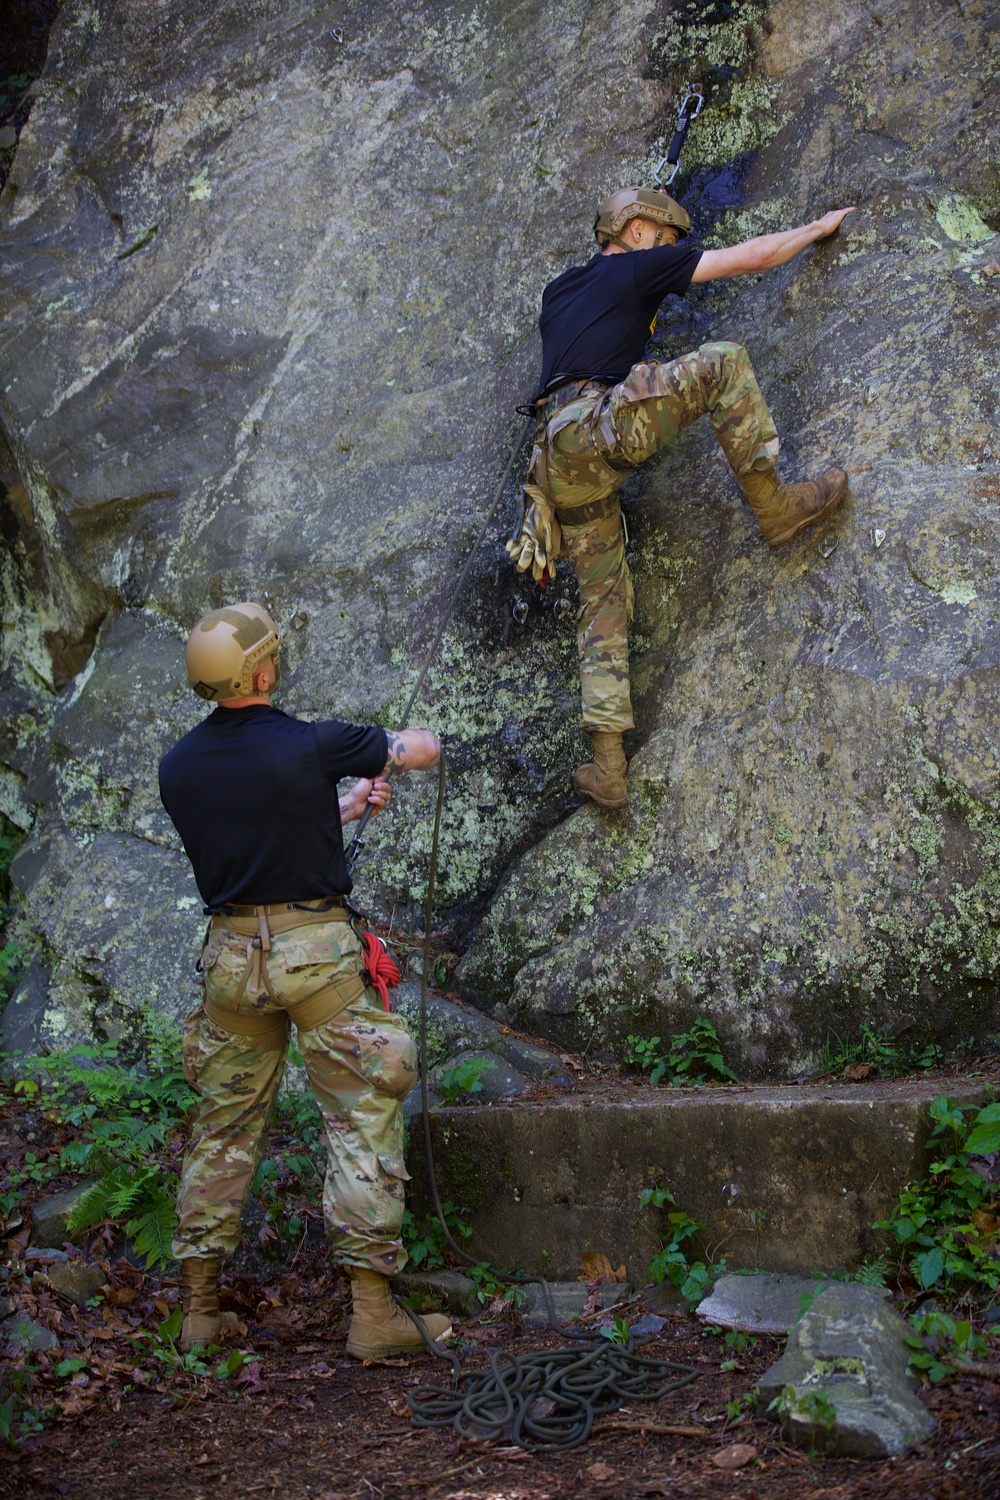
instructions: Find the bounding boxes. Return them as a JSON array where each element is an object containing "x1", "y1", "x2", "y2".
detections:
[
  {"x1": 537, "y1": 341, "x2": 780, "y2": 733},
  {"x1": 173, "y1": 918, "x2": 417, "y2": 1275}
]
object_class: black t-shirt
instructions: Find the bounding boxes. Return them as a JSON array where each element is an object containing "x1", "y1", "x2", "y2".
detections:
[
  {"x1": 536, "y1": 243, "x2": 703, "y2": 398},
  {"x1": 158, "y1": 705, "x2": 388, "y2": 907}
]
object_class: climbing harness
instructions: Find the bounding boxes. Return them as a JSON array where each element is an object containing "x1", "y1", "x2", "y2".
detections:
[{"x1": 653, "y1": 88, "x2": 704, "y2": 189}]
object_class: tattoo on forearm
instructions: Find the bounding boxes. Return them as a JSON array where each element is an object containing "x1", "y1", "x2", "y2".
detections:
[{"x1": 384, "y1": 731, "x2": 405, "y2": 770}]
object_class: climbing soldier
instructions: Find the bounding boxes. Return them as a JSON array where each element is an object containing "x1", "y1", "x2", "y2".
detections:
[
  {"x1": 508, "y1": 187, "x2": 856, "y2": 810},
  {"x1": 158, "y1": 602, "x2": 450, "y2": 1358}
]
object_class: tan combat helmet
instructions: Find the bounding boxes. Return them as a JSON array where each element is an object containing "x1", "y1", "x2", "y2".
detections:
[
  {"x1": 594, "y1": 186, "x2": 691, "y2": 248},
  {"x1": 185, "y1": 601, "x2": 281, "y2": 701}
]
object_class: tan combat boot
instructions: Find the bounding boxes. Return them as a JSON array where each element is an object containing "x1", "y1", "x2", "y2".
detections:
[
  {"x1": 740, "y1": 466, "x2": 847, "y2": 548},
  {"x1": 179, "y1": 1256, "x2": 222, "y2": 1351},
  {"x1": 346, "y1": 1268, "x2": 452, "y2": 1360},
  {"x1": 574, "y1": 731, "x2": 628, "y2": 810}
]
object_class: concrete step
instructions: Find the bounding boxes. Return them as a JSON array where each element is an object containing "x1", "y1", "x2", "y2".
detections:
[{"x1": 406, "y1": 1074, "x2": 986, "y2": 1280}]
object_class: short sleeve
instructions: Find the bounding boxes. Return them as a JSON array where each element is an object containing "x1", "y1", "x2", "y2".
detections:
[
  {"x1": 633, "y1": 244, "x2": 703, "y2": 304},
  {"x1": 313, "y1": 721, "x2": 388, "y2": 785}
]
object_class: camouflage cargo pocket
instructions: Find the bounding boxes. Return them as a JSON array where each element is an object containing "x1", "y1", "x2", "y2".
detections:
[{"x1": 181, "y1": 1006, "x2": 203, "y2": 1086}]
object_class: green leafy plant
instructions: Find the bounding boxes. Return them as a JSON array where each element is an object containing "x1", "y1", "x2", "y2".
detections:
[
  {"x1": 599, "y1": 1314, "x2": 631, "y2": 1345},
  {"x1": 768, "y1": 1385, "x2": 837, "y2": 1453},
  {"x1": 434, "y1": 1057, "x2": 496, "y2": 1103},
  {"x1": 642, "y1": 1185, "x2": 723, "y2": 1307},
  {"x1": 875, "y1": 1095, "x2": 1000, "y2": 1293},
  {"x1": 466, "y1": 1260, "x2": 525, "y2": 1308},
  {"x1": 904, "y1": 1309, "x2": 992, "y2": 1384},
  {"x1": 401, "y1": 1200, "x2": 472, "y2": 1269},
  {"x1": 8, "y1": 1025, "x2": 197, "y2": 1268},
  {"x1": 0, "y1": 1364, "x2": 47, "y2": 1449},
  {"x1": 626, "y1": 1018, "x2": 737, "y2": 1087},
  {"x1": 821, "y1": 1026, "x2": 945, "y2": 1077}
]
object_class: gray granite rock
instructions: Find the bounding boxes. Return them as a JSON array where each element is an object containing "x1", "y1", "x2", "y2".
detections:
[
  {"x1": 431, "y1": 1050, "x2": 529, "y2": 1101},
  {"x1": 402, "y1": 1084, "x2": 442, "y2": 1119},
  {"x1": 392, "y1": 984, "x2": 502, "y2": 1065},
  {"x1": 500, "y1": 1038, "x2": 572, "y2": 1085},
  {"x1": 756, "y1": 1284, "x2": 935, "y2": 1458},
  {"x1": 2, "y1": 0, "x2": 1000, "y2": 1076},
  {"x1": 40, "y1": 1260, "x2": 107, "y2": 1308},
  {"x1": 30, "y1": 1182, "x2": 96, "y2": 1249},
  {"x1": 697, "y1": 1273, "x2": 889, "y2": 1336},
  {"x1": 0, "y1": 1311, "x2": 58, "y2": 1355},
  {"x1": 0, "y1": 958, "x2": 51, "y2": 1058}
]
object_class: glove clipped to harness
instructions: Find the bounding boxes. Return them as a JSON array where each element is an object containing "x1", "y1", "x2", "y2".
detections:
[
  {"x1": 360, "y1": 930, "x2": 401, "y2": 1011},
  {"x1": 505, "y1": 487, "x2": 562, "y2": 585}
]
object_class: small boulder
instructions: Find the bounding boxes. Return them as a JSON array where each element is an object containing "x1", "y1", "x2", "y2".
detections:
[
  {"x1": 755, "y1": 1283, "x2": 935, "y2": 1458},
  {"x1": 30, "y1": 1182, "x2": 97, "y2": 1248},
  {"x1": 39, "y1": 1260, "x2": 107, "y2": 1308},
  {"x1": 392, "y1": 983, "x2": 502, "y2": 1062},
  {"x1": 697, "y1": 1273, "x2": 889, "y2": 1335},
  {"x1": 500, "y1": 1038, "x2": 573, "y2": 1085},
  {"x1": 0, "y1": 1311, "x2": 58, "y2": 1355},
  {"x1": 431, "y1": 1050, "x2": 528, "y2": 1101}
]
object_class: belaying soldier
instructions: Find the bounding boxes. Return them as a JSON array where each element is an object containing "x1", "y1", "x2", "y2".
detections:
[
  {"x1": 508, "y1": 188, "x2": 856, "y2": 810},
  {"x1": 159, "y1": 602, "x2": 451, "y2": 1358}
]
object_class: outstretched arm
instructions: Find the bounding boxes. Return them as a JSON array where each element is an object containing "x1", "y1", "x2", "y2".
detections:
[
  {"x1": 381, "y1": 727, "x2": 441, "y2": 774},
  {"x1": 690, "y1": 207, "x2": 856, "y2": 282}
]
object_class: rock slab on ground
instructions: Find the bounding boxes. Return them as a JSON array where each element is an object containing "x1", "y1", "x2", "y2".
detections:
[
  {"x1": 697, "y1": 1272, "x2": 889, "y2": 1336},
  {"x1": 30, "y1": 1182, "x2": 96, "y2": 1249},
  {"x1": 755, "y1": 1283, "x2": 935, "y2": 1458}
]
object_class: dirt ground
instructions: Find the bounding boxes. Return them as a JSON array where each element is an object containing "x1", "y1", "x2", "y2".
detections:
[
  {"x1": 3, "y1": 1240, "x2": 999, "y2": 1500},
  {"x1": 3, "y1": 1054, "x2": 998, "y2": 1500}
]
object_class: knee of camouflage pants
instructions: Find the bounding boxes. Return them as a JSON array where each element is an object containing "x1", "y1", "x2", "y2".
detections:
[
  {"x1": 297, "y1": 1001, "x2": 417, "y2": 1275},
  {"x1": 609, "y1": 344, "x2": 779, "y2": 477}
]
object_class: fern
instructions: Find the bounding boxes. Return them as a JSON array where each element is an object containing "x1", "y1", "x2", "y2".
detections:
[
  {"x1": 66, "y1": 1180, "x2": 115, "y2": 1235},
  {"x1": 127, "y1": 1190, "x2": 178, "y2": 1269}
]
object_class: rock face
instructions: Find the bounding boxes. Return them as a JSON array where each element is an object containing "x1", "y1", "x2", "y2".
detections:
[
  {"x1": 756, "y1": 1282, "x2": 935, "y2": 1458},
  {"x1": 2, "y1": 0, "x2": 1000, "y2": 1074}
]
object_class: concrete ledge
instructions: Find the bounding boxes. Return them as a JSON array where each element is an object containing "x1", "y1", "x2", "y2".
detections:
[{"x1": 406, "y1": 1076, "x2": 985, "y2": 1280}]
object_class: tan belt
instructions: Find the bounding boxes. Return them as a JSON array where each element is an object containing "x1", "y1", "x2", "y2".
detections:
[
  {"x1": 554, "y1": 494, "x2": 621, "y2": 528},
  {"x1": 202, "y1": 901, "x2": 366, "y2": 1045}
]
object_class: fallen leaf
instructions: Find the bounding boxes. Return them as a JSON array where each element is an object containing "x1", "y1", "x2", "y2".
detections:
[
  {"x1": 711, "y1": 1443, "x2": 758, "y2": 1470},
  {"x1": 559, "y1": 1052, "x2": 585, "y2": 1072},
  {"x1": 970, "y1": 1208, "x2": 997, "y2": 1238},
  {"x1": 577, "y1": 1251, "x2": 627, "y2": 1283},
  {"x1": 108, "y1": 1288, "x2": 139, "y2": 1308}
]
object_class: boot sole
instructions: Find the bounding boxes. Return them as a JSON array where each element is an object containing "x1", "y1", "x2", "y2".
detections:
[
  {"x1": 579, "y1": 791, "x2": 628, "y2": 809},
  {"x1": 346, "y1": 1329, "x2": 452, "y2": 1360},
  {"x1": 767, "y1": 471, "x2": 847, "y2": 549},
  {"x1": 573, "y1": 769, "x2": 628, "y2": 810}
]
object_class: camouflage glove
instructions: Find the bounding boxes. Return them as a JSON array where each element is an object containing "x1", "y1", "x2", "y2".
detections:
[{"x1": 506, "y1": 491, "x2": 562, "y2": 583}]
